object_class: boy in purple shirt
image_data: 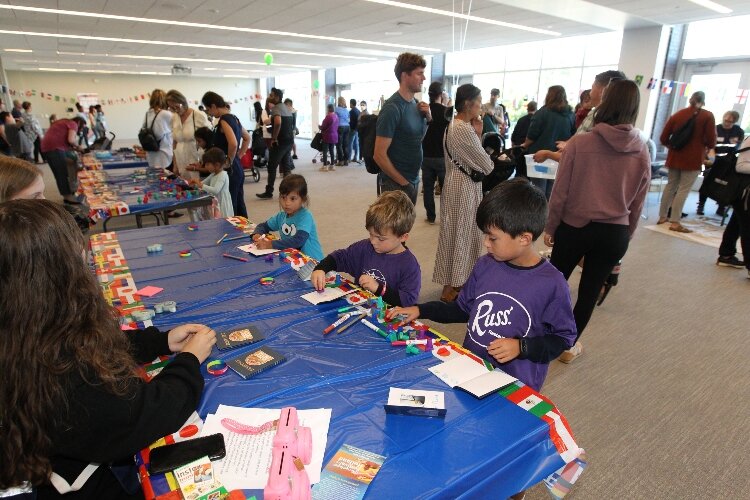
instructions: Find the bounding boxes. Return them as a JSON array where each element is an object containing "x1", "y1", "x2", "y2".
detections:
[
  {"x1": 390, "y1": 179, "x2": 576, "y2": 391},
  {"x1": 311, "y1": 191, "x2": 421, "y2": 306}
]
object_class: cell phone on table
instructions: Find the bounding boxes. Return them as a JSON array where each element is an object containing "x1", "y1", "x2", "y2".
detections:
[{"x1": 148, "y1": 433, "x2": 226, "y2": 474}]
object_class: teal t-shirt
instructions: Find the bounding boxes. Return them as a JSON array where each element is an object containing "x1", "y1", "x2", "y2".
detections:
[
  {"x1": 376, "y1": 91, "x2": 428, "y2": 182},
  {"x1": 265, "y1": 207, "x2": 324, "y2": 261}
]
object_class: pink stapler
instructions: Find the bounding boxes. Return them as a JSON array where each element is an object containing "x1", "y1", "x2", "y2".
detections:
[{"x1": 264, "y1": 407, "x2": 313, "y2": 500}]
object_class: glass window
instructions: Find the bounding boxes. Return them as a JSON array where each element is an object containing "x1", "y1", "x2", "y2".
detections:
[
  {"x1": 503, "y1": 71, "x2": 540, "y2": 122},
  {"x1": 446, "y1": 46, "x2": 505, "y2": 75},
  {"x1": 538, "y1": 68, "x2": 584, "y2": 108},
  {"x1": 505, "y1": 42, "x2": 543, "y2": 71},
  {"x1": 542, "y1": 36, "x2": 585, "y2": 69},
  {"x1": 583, "y1": 32, "x2": 623, "y2": 66},
  {"x1": 580, "y1": 66, "x2": 612, "y2": 93},
  {"x1": 688, "y1": 73, "x2": 742, "y2": 120},
  {"x1": 276, "y1": 71, "x2": 313, "y2": 137},
  {"x1": 473, "y1": 73, "x2": 504, "y2": 105},
  {"x1": 684, "y1": 15, "x2": 750, "y2": 60}
]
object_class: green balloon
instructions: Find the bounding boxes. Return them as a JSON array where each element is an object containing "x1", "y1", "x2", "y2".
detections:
[
  {"x1": 312, "y1": 79, "x2": 320, "y2": 90},
  {"x1": 264, "y1": 53, "x2": 273, "y2": 65}
]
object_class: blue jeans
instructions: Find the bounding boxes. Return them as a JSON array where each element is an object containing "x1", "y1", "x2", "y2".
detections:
[
  {"x1": 349, "y1": 130, "x2": 360, "y2": 161},
  {"x1": 336, "y1": 126, "x2": 350, "y2": 163},
  {"x1": 378, "y1": 173, "x2": 419, "y2": 205},
  {"x1": 421, "y1": 157, "x2": 445, "y2": 221}
]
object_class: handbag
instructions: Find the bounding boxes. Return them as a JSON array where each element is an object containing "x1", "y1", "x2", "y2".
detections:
[
  {"x1": 310, "y1": 132, "x2": 323, "y2": 152},
  {"x1": 444, "y1": 127, "x2": 485, "y2": 183},
  {"x1": 138, "y1": 110, "x2": 162, "y2": 152}
]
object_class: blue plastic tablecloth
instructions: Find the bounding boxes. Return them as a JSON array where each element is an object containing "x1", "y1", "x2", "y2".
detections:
[{"x1": 114, "y1": 219, "x2": 566, "y2": 498}]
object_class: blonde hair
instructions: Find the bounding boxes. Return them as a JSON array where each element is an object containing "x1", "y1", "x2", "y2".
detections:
[
  {"x1": 0, "y1": 157, "x2": 42, "y2": 202},
  {"x1": 337, "y1": 96, "x2": 346, "y2": 107},
  {"x1": 365, "y1": 191, "x2": 415, "y2": 236},
  {"x1": 150, "y1": 89, "x2": 167, "y2": 110}
]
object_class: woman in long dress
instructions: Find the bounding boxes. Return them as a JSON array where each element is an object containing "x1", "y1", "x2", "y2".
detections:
[
  {"x1": 433, "y1": 84, "x2": 494, "y2": 302},
  {"x1": 167, "y1": 89, "x2": 211, "y2": 179}
]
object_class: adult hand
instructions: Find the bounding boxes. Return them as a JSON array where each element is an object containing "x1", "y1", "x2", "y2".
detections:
[
  {"x1": 386, "y1": 306, "x2": 420, "y2": 324},
  {"x1": 487, "y1": 338, "x2": 520, "y2": 364},
  {"x1": 543, "y1": 232, "x2": 554, "y2": 247},
  {"x1": 181, "y1": 326, "x2": 217, "y2": 363},
  {"x1": 533, "y1": 150, "x2": 550, "y2": 163},
  {"x1": 358, "y1": 274, "x2": 378, "y2": 293},
  {"x1": 168, "y1": 324, "x2": 211, "y2": 352},
  {"x1": 418, "y1": 101, "x2": 431, "y2": 122},
  {"x1": 311, "y1": 270, "x2": 326, "y2": 291},
  {"x1": 555, "y1": 140, "x2": 568, "y2": 151}
]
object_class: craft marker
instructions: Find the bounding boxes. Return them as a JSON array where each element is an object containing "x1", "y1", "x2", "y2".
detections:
[
  {"x1": 391, "y1": 339, "x2": 429, "y2": 346},
  {"x1": 216, "y1": 233, "x2": 228, "y2": 244},
  {"x1": 323, "y1": 313, "x2": 352, "y2": 335},
  {"x1": 222, "y1": 253, "x2": 248, "y2": 262},
  {"x1": 337, "y1": 305, "x2": 358, "y2": 313},
  {"x1": 361, "y1": 318, "x2": 388, "y2": 339},
  {"x1": 336, "y1": 313, "x2": 366, "y2": 334}
]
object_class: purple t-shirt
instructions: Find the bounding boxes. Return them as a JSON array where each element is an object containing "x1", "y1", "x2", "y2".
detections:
[
  {"x1": 456, "y1": 255, "x2": 576, "y2": 391},
  {"x1": 330, "y1": 239, "x2": 421, "y2": 306}
]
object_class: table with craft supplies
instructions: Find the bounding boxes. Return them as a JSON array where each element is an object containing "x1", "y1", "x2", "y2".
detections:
[
  {"x1": 82, "y1": 151, "x2": 150, "y2": 170},
  {"x1": 77, "y1": 166, "x2": 213, "y2": 230},
  {"x1": 89, "y1": 218, "x2": 584, "y2": 499}
]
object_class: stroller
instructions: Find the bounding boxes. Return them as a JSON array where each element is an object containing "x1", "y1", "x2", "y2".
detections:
[
  {"x1": 481, "y1": 133, "x2": 516, "y2": 193},
  {"x1": 89, "y1": 131, "x2": 115, "y2": 151},
  {"x1": 240, "y1": 149, "x2": 261, "y2": 182},
  {"x1": 309, "y1": 132, "x2": 324, "y2": 164},
  {"x1": 251, "y1": 128, "x2": 268, "y2": 168}
]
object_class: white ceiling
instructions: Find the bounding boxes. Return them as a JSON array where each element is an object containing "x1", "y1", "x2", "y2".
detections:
[{"x1": 1, "y1": 0, "x2": 748, "y2": 78}]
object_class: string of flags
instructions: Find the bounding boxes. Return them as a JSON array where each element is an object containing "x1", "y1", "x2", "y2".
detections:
[
  {"x1": 0, "y1": 85, "x2": 263, "y2": 107},
  {"x1": 643, "y1": 77, "x2": 748, "y2": 104}
]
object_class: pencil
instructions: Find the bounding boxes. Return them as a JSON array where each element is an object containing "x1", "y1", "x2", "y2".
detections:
[
  {"x1": 222, "y1": 253, "x2": 248, "y2": 262},
  {"x1": 224, "y1": 234, "x2": 252, "y2": 242},
  {"x1": 216, "y1": 233, "x2": 228, "y2": 244},
  {"x1": 336, "y1": 313, "x2": 366, "y2": 334}
]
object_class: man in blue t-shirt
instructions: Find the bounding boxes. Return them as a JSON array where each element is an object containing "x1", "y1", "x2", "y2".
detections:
[{"x1": 374, "y1": 52, "x2": 432, "y2": 204}]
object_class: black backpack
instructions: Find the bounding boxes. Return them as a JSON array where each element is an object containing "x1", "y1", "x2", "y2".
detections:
[
  {"x1": 138, "y1": 110, "x2": 162, "y2": 152},
  {"x1": 668, "y1": 109, "x2": 699, "y2": 151},
  {"x1": 703, "y1": 146, "x2": 750, "y2": 205},
  {"x1": 358, "y1": 113, "x2": 380, "y2": 174}
]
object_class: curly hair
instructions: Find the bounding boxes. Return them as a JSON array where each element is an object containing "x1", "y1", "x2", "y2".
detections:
[
  {"x1": 0, "y1": 200, "x2": 138, "y2": 489},
  {"x1": 394, "y1": 52, "x2": 426, "y2": 82}
]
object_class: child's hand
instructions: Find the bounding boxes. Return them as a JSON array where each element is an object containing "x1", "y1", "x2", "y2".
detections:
[
  {"x1": 255, "y1": 238, "x2": 273, "y2": 250},
  {"x1": 252, "y1": 233, "x2": 261, "y2": 242},
  {"x1": 387, "y1": 306, "x2": 420, "y2": 324},
  {"x1": 168, "y1": 323, "x2": 212, "y2": 352},
  {"x1": 487, "y1": 338, "x2": 520, "y2": 364},
  {"x1": 357, "y1": 274, "x2": 378, "y2": 293},
  {"x1": 181, "y1": 326, "x2": 217, "y2": 363},
  {"x1": 311, "y1": 270, "x2": 326, "y2": 291}
]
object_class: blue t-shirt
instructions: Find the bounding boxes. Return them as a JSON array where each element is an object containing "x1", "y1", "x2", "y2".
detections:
[
  {"x1": 376, "y1": 91, "x2": 428, "y2": 182},
  {"x1": 335, "y1": 106, "x2": 350, "y2": 127},
  {"x1": 330, "y1": 239, "x2": 421, "y2": 306},
  {"x1": 260, "y1": 207, "x2": 323, "y2": 261},
  {"x1": 456, "y1": 256, "x2": 577, "y2": 391}
]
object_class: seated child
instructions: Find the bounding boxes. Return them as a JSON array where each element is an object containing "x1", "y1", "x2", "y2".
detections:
[
  {"x1": 0, "y1": 200, "x2": 216, "y2": 498},
  {"x1": 389, "y1": 179, "x2": 576, "y2": 391},
  {"x1": 253, "y1": 174, "x2": 324, "y2": 260},
  {"x1": 311, "y1": 191, "x2": 420, "y2": 306},
  {"x1": 190, "y1": 147, "x2": 233, "y2": 218}
]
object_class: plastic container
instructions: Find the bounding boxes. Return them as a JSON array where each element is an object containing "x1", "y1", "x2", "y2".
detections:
[{"x1": 525, "y1": 155, "x2": 559, "y2": 177}]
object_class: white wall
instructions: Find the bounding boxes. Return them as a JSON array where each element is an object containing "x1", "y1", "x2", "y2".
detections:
[
  {"x1": 6, "y1": 71, "x2": 260, "y2": 142},
  {"x1": 618, "y1": 26, "x2": 671, "y2": 136}
]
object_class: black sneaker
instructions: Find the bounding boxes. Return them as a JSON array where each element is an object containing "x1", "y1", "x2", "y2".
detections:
[
  {"x1": 696, "y1": 204, "x2": 705, "y2": 216},
  {"x1": 256, "y1": 192, "x2": 273, "y2": 199},
  {"x1": 292, "y1": 154, "x2": 298, "y2": 160},
  {"x1": 716, "y1": 255, "x2": 745, "y2": 268}
]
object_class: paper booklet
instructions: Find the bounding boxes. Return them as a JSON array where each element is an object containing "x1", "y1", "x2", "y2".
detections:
[
  {"x1": 237, "y1": 243, "x2": 279, "y2": 256},
  {"x1": 429, "y1": 354, "x2": 517, "y2": 399},
  {"x1": 384, "y1": 388, "x2": 446, "y2": 418},
  {"x1": 215, "y1": 324, "x2": 264, "y2": 351},
  {"x1": 311, "y1": 444, "x2": 385, "y2": 500},
  {"x1": 200, "y1": 405, "x2": 332, "y2": 491},
  {"x1": 226, "y1": 346, "x2": 286, "y2": 379},
  {"x1": 172, "y1": 456, "x2": 227, "y2": 500}
]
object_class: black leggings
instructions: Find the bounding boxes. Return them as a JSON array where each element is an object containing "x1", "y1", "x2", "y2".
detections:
[
  {"x1": 45, "y1": 149, "x2": 75, "y2": 196},
  {"x1": 550, "y1": 222, "x2": 630, "y2": 341}
]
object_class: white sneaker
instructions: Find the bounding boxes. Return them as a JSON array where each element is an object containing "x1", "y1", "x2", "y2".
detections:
[
  {"x1": 559, "y1": 342, "x2": 583, "y2": 363},
  {"x1": 328, "y1": 165, "x2": 336, "y2": 171},
  {"x1": 319, "y1": 166, "x2": 328, "y2": 172}
]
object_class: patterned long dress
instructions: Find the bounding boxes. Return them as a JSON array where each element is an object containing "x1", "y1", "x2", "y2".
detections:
[{"x1": 432, "y1": 119, "x2": 494, "y2": 287}]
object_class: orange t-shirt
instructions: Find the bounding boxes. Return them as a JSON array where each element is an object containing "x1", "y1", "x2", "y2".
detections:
[{"x1": 660, "y1": 106, "x2": 717, "y2": 170}]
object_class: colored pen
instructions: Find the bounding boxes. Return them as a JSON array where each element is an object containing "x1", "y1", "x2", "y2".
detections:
[
  {"x1": 337, "y1": 305, "x2": 358, "y2": 313},
  {"x1": 216, "y1": 233, "x2": 228, "y2": 244},
  {"x1": 324, "y1": 313, "x2": 352, "y2": 335},
  {"x1": 391, "y1": 339, "x2": 429, "y2": 346},
  {"x1": 222, "y1": 253, "x2": 248, "y2": 262},
  {"x1": 336, "y1": 313, "x2": 366, "y2": 334},
  {"x1": 361, "y1": 318, "x2": 388, "y2": 338}
]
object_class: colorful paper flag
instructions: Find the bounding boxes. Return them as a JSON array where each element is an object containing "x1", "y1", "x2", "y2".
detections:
[
  {"x1": 737, "y1": 89, "x2": 748, "y2": 105},
  {"x1": 661, "y1": 81, "x2": 673, "y2": 94},
  {"x1": 646, "y1": 78, "x2": 657, "y2": 90}
]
